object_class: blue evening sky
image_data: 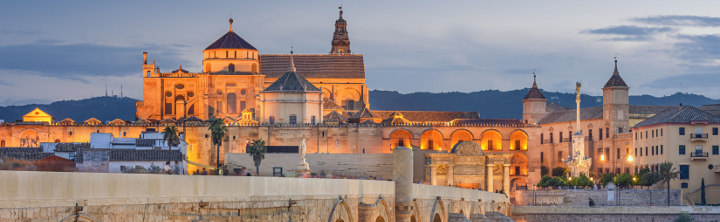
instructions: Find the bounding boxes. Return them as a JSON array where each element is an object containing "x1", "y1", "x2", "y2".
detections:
[{"x1": 1, "y1": 1, "x2": 720, "y2": 105}]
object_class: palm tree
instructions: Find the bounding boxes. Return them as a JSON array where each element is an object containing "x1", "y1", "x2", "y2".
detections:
[
  {"x1": 658, "y1": 161, "x2": 680, "y2": 206},
  {"x1": 209, "y1": 118, "x2": 227, "y2": 169},
  {"x1": 162, "y1": 126, "x2": 180, "y2": 150},
  {"x1": 247, "y1": 139, "x2": 266, "y2": 176}
]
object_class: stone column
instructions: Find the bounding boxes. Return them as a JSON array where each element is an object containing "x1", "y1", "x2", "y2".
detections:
[
  {"x1": 486, "y1": 164, "x2": 494, "y2": 192},
  {"x1": 447, "y1": 164, "x2": 454, "y2": 186},
  {"x1": 503, "y1": 164, "x2": 511, "y2": 195},
  {"x1": 393, "y1": 147, "x2": 414, "y2": 222}
]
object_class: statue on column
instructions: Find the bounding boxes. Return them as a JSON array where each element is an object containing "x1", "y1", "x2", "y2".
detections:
[
  {"x1": 564, "y1": 81, "x2": 592, "y2": 177},
  {"x1": 295, "y1": 138, "x2": 311, "y2": 177}
]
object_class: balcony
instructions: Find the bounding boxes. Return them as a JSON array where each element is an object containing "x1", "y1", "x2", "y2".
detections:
[
  {"x1": 690, "y1": 133, "x2": 708, "y2": 142},
  {"x1": 690, "y1": 151, "x2": 709, "y2": 160}
]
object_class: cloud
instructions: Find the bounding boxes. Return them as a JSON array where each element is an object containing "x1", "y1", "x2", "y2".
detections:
[
  {"x1": 673, "y1": 34, "x2": 720, "y2": 64},
  {"x1": 584, "y1": 25, "x2": 674, "y2": 41},
  {"x1": 634, "y1": 15, "x2": 720, "y2": 27},
  {"x1": 0, "y1": 43, "x2": 191, "y2": 80}
]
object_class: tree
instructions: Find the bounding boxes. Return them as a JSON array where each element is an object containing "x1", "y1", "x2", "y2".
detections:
[
  {"x1": 551, "y1": 167, "x2": 568, "y2": 177},
  {"x1": 572, "y1": 174, "x2": 593, "y2": 188},
  {"x1": 658, "y1": 161, "x2": 680, "y2": 206},
  {"x1": 614, "y1": 173, "x2": 633, "y2": 188},
  {"x1": 701, "y1": 178, "x2": 706, "y2": 205},
  {"x1": 541, "y1": 166, "x2": 549, "y2": 176},
  {"x1": 600, "y1": 173, "x2": 615, "y2": 186},
  {"x1": 209, "y1": 118, "x2": 227, "y2": 169},
  {"x1": 247, "y1": 139, "x2": 267, "y2": 176},
  {"x1": 162, "y1": 126, "x2": 180, "y2": 150},
  {"x1": 639, "y1": 172, "x2": 661, "y2": 188}
]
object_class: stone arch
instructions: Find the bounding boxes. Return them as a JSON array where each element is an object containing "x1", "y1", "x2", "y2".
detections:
[
  {"x1": 412, "y1": 200, "x2": 422, "y2": 222},
  {"x1": 430, "y1": 199, "x2": 446, "y2": 222},
  {"x1": 511, "y1": 153, "x2": 528, "y2": 176},
  {"x1": 433, "y1": 213, "x2": 442, "y2": 222},
  {"x1": 510, "y1": 130, "x2": 528, "y2": 150},
  {"x1": 390, "y1": 128, "x2": 413, "y2": 149},
  {"x1": 480, "y1": 129, "x2": 502, "y2": 151},
  {"x1": 511, "y1": 177, "x2": 528, "y2": 191},
  {"x1": 376, "y1": 199, "x2": 391, "y2": 222},
  {"x1": 376, "y1": 216, "x2": 385, "y2": 222},
  {"x1": 450, "y1": 129, "x2": 473, "y2": 148},
  {"x1": 421, "y1": 129, "x2": 444, "y2": 150},
  {"x1": 337, "y1": 88, "x2": 361, "y2": 110},
  {"x1": 328, "y1": 199, "x2": 353, "y2": 222},
  {"x1": 19, "y1": 129, "x2": 39, "y2": 147}
]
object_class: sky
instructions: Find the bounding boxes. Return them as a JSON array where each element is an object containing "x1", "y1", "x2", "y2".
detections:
[{"x1": 1, "y1": 1, "x2": 720, "y2": 106}]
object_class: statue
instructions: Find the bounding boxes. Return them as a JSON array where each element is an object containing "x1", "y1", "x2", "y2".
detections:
[
  {"x1": 299, "y1": 138, "x2": 307, "y2": 164},
  {"x1": 565, "y1": 81, "x2": 592, "y2": 177},
  {"x1": 295, "y1": 138, "x2": 311, "y2": 176}
]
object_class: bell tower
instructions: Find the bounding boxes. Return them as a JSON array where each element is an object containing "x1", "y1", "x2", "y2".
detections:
[
  {"x1": 602, "y1": 58, "x2": 630, "y2": 134},
  {"x1": 330, "y1": 6, "x2": 351, "y2": 55},
  {"x1": 522, "y1": 72, "x2": 547, "y2": 125}
]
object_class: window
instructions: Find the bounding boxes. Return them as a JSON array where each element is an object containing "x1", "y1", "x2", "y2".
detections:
[
  {"x1": 635, "y1": 132, "x2": 637, "y2": 140},
  {"x1": 619, "y1": 127, "x2": 623, "y2": 133},
  {"x1": 598, "y1": 148, "x2": 603, "y2": 156},
  {"x1": 606, "y1": 127, "x2": 609, "y2": 138},
  {"x1": 550, "y1": 133, "x2": 554, "y2": 143},
  {"x1": 540, "y1": 152, "x2": 544, "y2": 162},
  {"x1": 560, "y1": 132, "x2": 563, "y2": 142},
  {"x1": 515, "y1": 140, "x2": 520, "y2": 150},
  {"x1": 681, "y1": 183, "x2": 688, "y2": 188},
  {"x1": 645, "y1": 131, "x2": 648, "y2": 138},
  {"x1": 289, "y1": 115, "x2": 297, "y2": 125},
  {"x1": 679, "y1": 165, "x2": 689, "y2": 179},
  {"x1": 228, "y1": 63, "x2": 235, "y2": 72},
  {"x1": 635, "y1": 148, "x2": 638, "y2": 157},
  {"x1": 606, "y1": 148, "x2": 610, "y2": 159},
  {"x1": 589, "y1": 129, "x2": 593, "y2": 140},
  {"x1": 652, "y1": 130, "x2": 655, "y2": 138},
  {"x1": 661, "y1": 145, "x2": 663, "y2": 155},
  {"x1": 488, "y1": 140, "x2": 494, "y2": 150},
  {"x1": 679, "y1": 127, "x2": 685, "y2": 135},
  {"x1": 165, "y1": 103, "x2": 173, "y2": 114},
  {"x1": 679, "y1": 145, "x2": 686, "y2": 155},
  {"x1": 515, "y1": 166, "x2": 520, "y2": 175},
  {"x1": 695, "y1": 145, "x2": 703, "y2": 155},
  {"x1": 645, "y1": 147, "x2": 648, "y2": 156},
  {"x1": 269, "y1": 116, "x2": 275, "y2": 124},
  {"x1": 568, "y1": 131, "x2": 572, "y2": 142},
  {"x1": 540, "y1": 133, "x2": 544, "y2": 144},
  {"x1": 714, "y1": 127, "x2": 719, "y2": 135},
  {"x1": 661, "y1": 128, "x2": 663, "y2": 136},
  {"x1": 639, "y1": 147, "x2": 642, "y2": 156},
  {"x1": 713, "y1": 145, "x2": 719, "y2": 155},
  {"x1": 428, "y1": 140, "x2": 434, "y2": 149},
  {"x1": 617, "y1": 148, "x2": 620, "y2": 159},
  {"x1": 558, "y1": 151, "x2": 563, "y2": 161},
  {"x1": 651, "y1": 146, "x2": 655, "y2": 155},
  {"x1": 398, "y1": 139, "x2": 405, "y2": 147},
  {"x1": 311, "y1": 116, "x2": 316, "y2": 124},
  {"x1": 599, "y1": 128, "x2": 603, "y2": 140},
  {"x1": 0, "y1": 140, "x2": 4, "y2": 148},
  {"x1": 146, "y1": 71, "x2": 151, "y2": 77}
]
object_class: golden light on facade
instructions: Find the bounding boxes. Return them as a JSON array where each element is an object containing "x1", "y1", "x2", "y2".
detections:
[
  {"x1": 627, "y1": 155, "x2": 633, "y2": 162},
  {"x1": 600, "y1": 154, "x2": 605, "y2": 161}
]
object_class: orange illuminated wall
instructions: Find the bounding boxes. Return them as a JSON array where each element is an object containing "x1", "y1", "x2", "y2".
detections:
[
  {"x1": 509, "y1": 130, "x2": 528, "y2": 150},
  {"x1": 420, "y1": 130, "x2": 443, "y2": 150},
  {"x1": 480, "y1": 130, "x2": 502, "y2": 151},
  {"x1": 390, "y1": 129, "x2": 413, "y2": 149},
  {"x1": 450, "y1": 130, "x2": 473, "y2": 149},
  {"x1": 22, "y1": 108, "x2": 53, "y2": 124}
]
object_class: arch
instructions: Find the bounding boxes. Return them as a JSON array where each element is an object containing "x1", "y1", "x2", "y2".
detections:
[
  {"x1": 421, "y1": 129, "x2": 444, "y2": 150},
  {"x1": 327, "y1": 199, "x2": 353, "y2": 222},
  {"x1": 481, "y1": 130, "x2": 502, "y2": 151},
  {"x1": 227, "y1": 93, "x2": 237, "y2": 113},
  {"x1": 430, "y1": 199, "x2": 446, "y2": 222},
  {"x1": 511, "y1": 153, "x2": 528, "y2": 176},
  {"x1": 390, "y1": 129, "x2": 413, "y2": 149},
  {"x1": 228, "y1": 63, "x2": 235, "y2": 72},
  {"x1": 511, "y1": 177, "x2": 528, "y2": 191},
  {"x1": 337, "y1": 88, "x2": 361, "y2": 110},
  {"x1": 60, "y1": 213, "x2": 98, "y2": 222},
  {"x1": 412, "y1": 201, "x2": 422, "y2": 222},
  {"x1": 450, "y1": 129, "x2": 473, "y2": 148},
  {"x1": 510, "y1": 130, "x2": 528, "y2": 150},
  {"x1": 433, "y1": 214, "x2": 442, "y2": 222},
  {"x1": 376, "y1": 216, "x2": 386, "y2": 222},
  {"x1": 19, "y1": 129, "x2": 39, "y2": 147},
  {"x1": 251, "y1": 63, "x2": 258, "y2": 73}
]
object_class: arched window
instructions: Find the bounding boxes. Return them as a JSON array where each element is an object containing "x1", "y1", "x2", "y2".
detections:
[
  {"x1": 228, "y1": 63, "x2": 235, "y2": 72},
  {"x1": 227, "y1": 93, "x2": 237, "y2": 113},
  {"x1": 269, "y1": 116, "x2": 275, "y2": 124}
]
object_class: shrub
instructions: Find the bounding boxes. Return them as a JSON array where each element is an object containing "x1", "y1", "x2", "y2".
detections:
[
  {"x1": 572, "y1": 174, "x2": 593, "y2": 188},
  {"x1": 537, "y1": 175, "x2": 553, "y2": 187},
  {"x1": 614, "y1": 173, "x2": 634, "y2": 188},
  {"x1": 552, "y1": 167, "x2": 568, "y2": 177},
  {"x1": 600, "y1": 173, "x2": 615, "y2": 186}
]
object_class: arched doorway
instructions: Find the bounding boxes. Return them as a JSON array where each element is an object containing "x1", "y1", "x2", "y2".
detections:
[
  {"x1": 450, "y1": 129, "x2": 473, "y2": 148},
  {"x1": 421, "y1": 129, "x2": 444, "y2": 150},
  {"x1": 481, "y1": 130, "x2": 502, "y2": 151},
  {"x1": 390, "y1": 129, "x2": 413, "y2": 149},
  {"x1": 510, "y1": 130, "x2": 528, "y2": 150}
]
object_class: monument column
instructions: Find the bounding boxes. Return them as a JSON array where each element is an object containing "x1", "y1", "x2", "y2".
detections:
[
  {"x1": 393, "y1": 147, "x2": 414, "y2": 222},
  {"x1": 503, "y1": 164, "x2": 511, "y2": 194},
  {"x1": 447, "y1": 164, "x2": 454, "y2": 186},
  {"x1": 486, "y1": 164, "x2": 494, "y2": 192}
]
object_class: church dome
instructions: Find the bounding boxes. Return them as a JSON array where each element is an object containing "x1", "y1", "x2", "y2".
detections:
[{"x1": 205, "y1": 19, "x2": 257, "y2": 50}]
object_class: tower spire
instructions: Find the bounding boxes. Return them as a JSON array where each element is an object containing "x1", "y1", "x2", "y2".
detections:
[
  {"x1": 289, "y1": 46, "x2": 296, "y2": 72},
  {"x1": 229, "y1": 18, "x2": 234, "y2": 32},
  {"x1": 532, "y1": 69, "x2": 537, "y2": 88},
  {"x1": 330, "y1": 6, "x2": 350, "y2": 54},
  {"x1": 613, "y1": 57, "x2": 619, "y2": 75}
]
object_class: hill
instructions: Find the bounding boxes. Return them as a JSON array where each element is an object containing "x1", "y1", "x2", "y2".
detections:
[{"x1": 1, "y1": 90, "x2": 719, "y2": 122}]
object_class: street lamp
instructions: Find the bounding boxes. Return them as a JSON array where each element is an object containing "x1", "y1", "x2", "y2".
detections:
[{"x1": 627, "y1": 155, "x2": 633, "y2": 162}]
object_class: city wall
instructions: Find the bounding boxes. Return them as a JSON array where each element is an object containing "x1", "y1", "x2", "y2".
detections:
[
  {"x1": 511, "y1": 206, "x2": 720, "y2": 222},
  {"x1": 513, "y1": 189, "x2": 682, "y2": 207},
  {"x1": 0, "y1": 170, "x2": 510, "y2": 221}
]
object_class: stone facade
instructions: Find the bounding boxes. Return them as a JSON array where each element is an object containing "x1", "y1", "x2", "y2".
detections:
[
  {"x1": 511, "y1": 206, "x2": 720, "y2": 222},
  {"x1": 0, "y1": 170, "x2": 511, "y2": 222},
  {"x1": 513, "y1": 189, "x2": 682, "y2": 207}
]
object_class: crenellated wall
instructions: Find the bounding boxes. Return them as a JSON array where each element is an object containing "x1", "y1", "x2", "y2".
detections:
[{"x1": 0, "y1": 170, "x2": 511, "y2": 222}]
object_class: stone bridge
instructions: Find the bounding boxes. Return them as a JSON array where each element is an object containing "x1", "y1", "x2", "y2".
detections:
[{"x1": 0, "y1": 149, "x2": 512, "y2": 222}]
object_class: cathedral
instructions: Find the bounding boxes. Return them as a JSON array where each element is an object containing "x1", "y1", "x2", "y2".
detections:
[{"x1": 136, "y1": 7, "x2": 367, "y2": 123}]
